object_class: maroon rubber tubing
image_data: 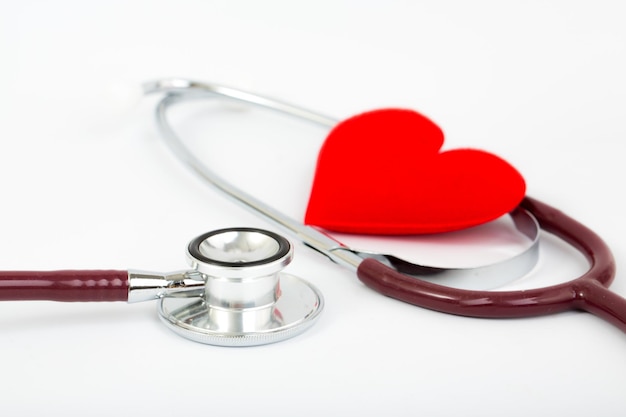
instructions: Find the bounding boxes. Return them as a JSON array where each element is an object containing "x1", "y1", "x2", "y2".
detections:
[
  {"x1": 357, "y1": 196, "x2": 624, "y2": 332},
  {"x1": 0, "y1": 194, "x2": 621, "y2": 333},
  {"x1": 0, "y1": 270, "x2": 128, "y2": 302}
]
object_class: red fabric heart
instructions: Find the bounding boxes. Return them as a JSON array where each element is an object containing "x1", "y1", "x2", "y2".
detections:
[{"x1": 305, "y1": 109, "x2": 526, "y2": 234}]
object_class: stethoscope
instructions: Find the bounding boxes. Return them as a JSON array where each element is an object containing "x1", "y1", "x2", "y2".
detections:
[
  {"x1": 0, "y1": 78, "x2": 623, "y2": 347},
  {"x1": 144, "y1": 79, "x2": 624, "y2": 334}
]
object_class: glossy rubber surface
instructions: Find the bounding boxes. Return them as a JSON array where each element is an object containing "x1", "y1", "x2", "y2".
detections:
[
  {"x1": 357, "y1": 196, "x2": 625, "y2": 332},
  {"x1": 0, "y1": 270, "x2": 129, "y2": 301}
]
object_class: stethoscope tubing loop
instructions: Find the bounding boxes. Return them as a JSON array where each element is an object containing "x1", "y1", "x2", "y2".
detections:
[{"x1": 357, "y1": 196, "x2": 624, "y2": 331}]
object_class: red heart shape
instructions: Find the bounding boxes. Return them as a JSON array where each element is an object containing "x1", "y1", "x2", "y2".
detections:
[{"x1": 305, "y1": 109, "x2": 526, "y2": 234}]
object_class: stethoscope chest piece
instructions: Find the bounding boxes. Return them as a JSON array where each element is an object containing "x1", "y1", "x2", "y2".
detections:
[{"x1": 158, "y1": 227, "x2": 324, "y2": 346}]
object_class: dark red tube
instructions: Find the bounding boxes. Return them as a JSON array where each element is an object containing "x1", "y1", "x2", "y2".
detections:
[
  {"x1": 357, "y1": 196, "x2": 626, "y2": 332},
  {"x1": 0, "y1": 270, "x2": 129, "y2": 302}
]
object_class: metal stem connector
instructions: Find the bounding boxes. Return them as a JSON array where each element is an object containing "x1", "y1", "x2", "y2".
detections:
[{"x1": 127, "y1": 270, "x2": 205, "y2": 303}]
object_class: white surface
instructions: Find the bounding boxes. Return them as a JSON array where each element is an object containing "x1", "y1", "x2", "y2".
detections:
[{"x1": 1, "y1": 1, "x2": 626, "y2": 415}]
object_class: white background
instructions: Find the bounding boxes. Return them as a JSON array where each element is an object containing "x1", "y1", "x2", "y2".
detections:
[{"x1": 1, "y1": 1, "x2": 626, "y2": 416}]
